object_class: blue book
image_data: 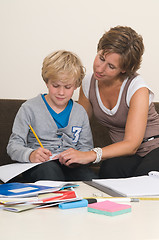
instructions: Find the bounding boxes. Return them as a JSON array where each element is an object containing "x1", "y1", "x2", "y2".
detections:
[{"x1": 0, "y1": 182, "x2": 59, "y2": 197}]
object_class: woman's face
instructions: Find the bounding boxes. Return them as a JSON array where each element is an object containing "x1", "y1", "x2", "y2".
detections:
[{"x1": 93, "y1": 50, "x2": 125, "y2": 83}]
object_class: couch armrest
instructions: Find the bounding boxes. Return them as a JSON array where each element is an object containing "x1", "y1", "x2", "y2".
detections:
[{"x1": 0, "y1": 99, "x2": 26, "y2": 166}]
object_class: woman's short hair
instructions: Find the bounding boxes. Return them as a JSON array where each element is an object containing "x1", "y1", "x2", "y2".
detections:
[{"x1": 97, "y1": 26, "x2": 144, "y2": 78}]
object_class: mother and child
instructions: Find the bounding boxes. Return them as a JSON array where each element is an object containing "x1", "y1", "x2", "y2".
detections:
[{"x1": 7, "y1": 25, "x2": 159, "y2": 182}]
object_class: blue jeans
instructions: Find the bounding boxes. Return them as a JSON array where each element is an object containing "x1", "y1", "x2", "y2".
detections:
[{"x1": 22, "y1": 160, "x2": 98, "y2": 182}]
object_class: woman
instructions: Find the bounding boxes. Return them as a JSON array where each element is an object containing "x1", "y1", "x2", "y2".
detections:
[{"x1": 55, "y1": 26, "x2": 159, "y2": 178}]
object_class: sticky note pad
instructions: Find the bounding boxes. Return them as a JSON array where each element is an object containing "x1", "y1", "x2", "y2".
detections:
[{"x1": 87, "y1": 200, "x2": 131, "y2": 216}]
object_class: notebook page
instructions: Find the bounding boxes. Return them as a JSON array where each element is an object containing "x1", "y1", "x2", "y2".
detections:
[
  {"x1": 93, "y1": 175, "x2": 159, "y2": 197},
  {"x1": 0, "y1": 154, "x2": 58, "y2": 183}
]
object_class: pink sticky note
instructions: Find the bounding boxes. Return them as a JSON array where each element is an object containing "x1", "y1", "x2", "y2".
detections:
[{"x1": 87, "y1": 200, "x2": 131, "y2": 216}]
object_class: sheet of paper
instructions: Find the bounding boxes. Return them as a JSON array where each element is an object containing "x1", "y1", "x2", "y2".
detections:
[
  {"x1": 0, "y1": 154, "x2": 58, "y2": 183},
  {"x1": 0, "y1": 163, "x2": 39, "y2": 183},
  {"x1": 34, "y1": 180, "x2": 78, "y2": 188}
]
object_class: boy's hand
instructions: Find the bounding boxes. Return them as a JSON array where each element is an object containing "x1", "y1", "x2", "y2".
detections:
[{"x1": 29, "y1": 147, "x2": 52, "y2": 163}]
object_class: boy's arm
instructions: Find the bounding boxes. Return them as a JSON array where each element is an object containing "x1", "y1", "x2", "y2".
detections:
[
  {"x1": 7, "y1": 105, "x2": 52, "y2": 163},
  {"x1": 7, "y1": 105, "x2": 34, "y2": 163},
  {"x1": 7, "y1": 133, "x2": 34, "y2": 163}
]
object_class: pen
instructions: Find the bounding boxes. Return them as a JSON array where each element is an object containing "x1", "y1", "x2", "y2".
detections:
[
  {"x1": 84, "y1": 197, "x2": 139, "y2": 203},
  {"x1": 29, "y1": 124, "x2": 44, "y2": 148}
]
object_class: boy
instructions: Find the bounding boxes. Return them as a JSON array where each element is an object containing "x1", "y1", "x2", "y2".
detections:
[{"x1": 7, "y1": 50, "x2": 97, "y2": 182}]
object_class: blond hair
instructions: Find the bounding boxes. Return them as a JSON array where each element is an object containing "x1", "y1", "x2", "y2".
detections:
[{"x1": 42, "y1": 50, "x2": 85, "y2": 87}]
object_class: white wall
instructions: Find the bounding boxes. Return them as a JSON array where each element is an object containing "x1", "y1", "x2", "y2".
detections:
[{"x1": 0, "y1": 0, "x2": 159, "y2": 101}]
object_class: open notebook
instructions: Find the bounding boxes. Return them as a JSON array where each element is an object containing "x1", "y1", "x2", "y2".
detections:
[{"x1": 92, "y1": 171, "x2": 159, "y2": 197}]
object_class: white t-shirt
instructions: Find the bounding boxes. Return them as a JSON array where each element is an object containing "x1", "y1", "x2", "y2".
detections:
[{"x1": 82, "y1": 73, "x2": 154, "y2": 115}]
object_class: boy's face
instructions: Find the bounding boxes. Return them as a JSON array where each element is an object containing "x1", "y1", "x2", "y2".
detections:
[{"x1": 46, "y1": 73, "x2": 77, "y2": 112}]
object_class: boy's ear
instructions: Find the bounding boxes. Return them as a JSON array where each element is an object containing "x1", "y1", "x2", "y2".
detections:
[{"x1": 45, "y1": 80, "x2": 50, "y2": 88}]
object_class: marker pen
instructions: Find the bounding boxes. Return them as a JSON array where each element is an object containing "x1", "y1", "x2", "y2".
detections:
[{"x1": 59, "y1": 199, "x2": 88, "y2": 209}]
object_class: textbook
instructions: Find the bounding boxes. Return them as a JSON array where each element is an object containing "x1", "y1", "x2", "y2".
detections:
[
  {"x1": 2, "y1": 203, "x2": 36, "y2": 213},
  {"x1": 92, "y1": 171, "x2": 159, "y2": 197},
  {"x1": 0, "y1": 182, "x2": 60, "y2": 198},
  {"x1": 2, "y1": 189, "x2": 79, "y2": 212}
]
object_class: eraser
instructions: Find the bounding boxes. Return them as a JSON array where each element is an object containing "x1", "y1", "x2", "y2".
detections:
[{"x1": 59, "y1": 199, "x2": 88, "y2": 209}]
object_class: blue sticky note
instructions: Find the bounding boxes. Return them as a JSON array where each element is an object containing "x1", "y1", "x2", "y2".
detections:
[{"x1": 59, "y1": 199, "x2": 88, "y2": 209}]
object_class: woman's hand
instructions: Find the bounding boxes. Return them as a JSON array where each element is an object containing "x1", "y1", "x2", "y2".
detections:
[
  {"x1": 53, "y1": 148, "x2": 97, "y2": 167},
  {"x1": 29, "y1": 147, "x2": 52, "y2": 163}
]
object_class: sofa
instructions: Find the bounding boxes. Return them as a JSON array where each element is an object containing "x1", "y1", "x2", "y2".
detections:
[{"x1": 0, "y1": 99, "x2": 159, "y2": 179}]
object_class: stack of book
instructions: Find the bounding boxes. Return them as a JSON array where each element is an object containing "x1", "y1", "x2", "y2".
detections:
[{"x1": 0, "y1": 181, "x2": 79, "y2": 212}]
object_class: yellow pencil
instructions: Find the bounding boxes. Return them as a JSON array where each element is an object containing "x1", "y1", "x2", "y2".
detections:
[
  {"x1": 29, "y1": 124, "x2": 44, "y2": 148},
  {"x1": 137, "y1": 197, "x2": 159, "y2": 201}
]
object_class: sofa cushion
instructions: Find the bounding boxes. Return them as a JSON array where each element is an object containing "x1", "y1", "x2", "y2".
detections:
[{"x1": 0, "y1": 99, "x2": 26, "y2": 166}]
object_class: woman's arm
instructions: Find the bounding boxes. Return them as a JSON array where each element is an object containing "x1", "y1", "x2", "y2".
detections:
[{"x1": 78, "y1": 86, "x2": 93, "y2": 119}]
